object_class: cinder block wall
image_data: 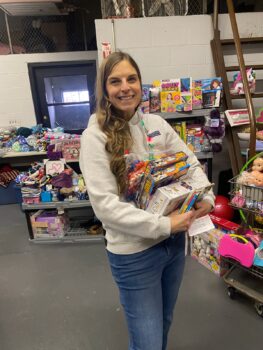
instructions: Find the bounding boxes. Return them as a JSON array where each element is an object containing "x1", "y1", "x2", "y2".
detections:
[
  {"x1": 95, "y1": 15, "x2": 215, "y2": 82},
  {"x1": 0, "y1": 12, "x2": 262, "y2": 128},
  {"x1": 0, "y1": 51, "x2": 97, "y2": 127}
]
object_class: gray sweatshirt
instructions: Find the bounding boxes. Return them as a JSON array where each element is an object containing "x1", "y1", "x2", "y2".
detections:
[{"x1": 79, "y1": 112, "x2": 215, "y2": 254}]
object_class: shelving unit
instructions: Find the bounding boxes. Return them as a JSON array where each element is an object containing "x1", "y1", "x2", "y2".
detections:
[
  {"x1": 157, "y1": 110, "x2": 215, "y2": 181},
  {"x1": 0, "y1": 151, "x2": 47, "y2": 165},
  {"x1": 21, "y1": 200, "x2": 105, "y2": 243}
]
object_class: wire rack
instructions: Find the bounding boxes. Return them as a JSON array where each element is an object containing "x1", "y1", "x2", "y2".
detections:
[
  {"x1": 229, "y1": 174, "x2": 263, "y2": 233},
  {"x1": 222, "y1": 257, "x2": 263, "y2": 280},
  {"x1": 0, "y1": 9, "x2": 89, "y2": 53},
  {"x1": 101, "y1": 0, "x2": 207, "y2": 18}
]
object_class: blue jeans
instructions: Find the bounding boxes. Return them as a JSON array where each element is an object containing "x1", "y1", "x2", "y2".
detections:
[{"x1": 107, "y1": 233, "x2": 185, "y2": 350}]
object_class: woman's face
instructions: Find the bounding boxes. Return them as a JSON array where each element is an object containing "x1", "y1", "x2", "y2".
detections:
[{"x1": 106, "y1": 60, "x2": 142, "y2": 120}]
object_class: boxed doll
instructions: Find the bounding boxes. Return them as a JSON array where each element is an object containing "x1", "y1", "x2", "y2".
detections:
[{"x1": 190, "y1": 215, "x2": 240, "y2": 276}]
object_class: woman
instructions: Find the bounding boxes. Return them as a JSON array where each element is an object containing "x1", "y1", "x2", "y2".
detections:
[{"x1": 80, "y1": 51, "x2": 214, "y2": 350}]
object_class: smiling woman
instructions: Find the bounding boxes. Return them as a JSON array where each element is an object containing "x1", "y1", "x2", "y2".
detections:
[
  {"x1": 79, "y1": 51, "x2": 215, "y2": 350},
  {"x1": 106, "y1": 60, "x2": 142, "y2": 120}
]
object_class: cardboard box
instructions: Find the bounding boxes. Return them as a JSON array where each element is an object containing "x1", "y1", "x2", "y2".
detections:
[
  {"x1": 146, "y1": 176, "x2": 212, "y2": 216},
  {"x1": 190, "y1": 228, "x2": 227, "y2": 276},
  {"x1": 190, "y1": 215, "x2": 240, "y2": 276},
  {"x1": 30, "y1": 210, "x2": 68, "y2": 238}
]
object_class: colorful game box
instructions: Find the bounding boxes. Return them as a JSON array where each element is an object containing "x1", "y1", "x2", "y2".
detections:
[
  {"x1": 192, "y1": 79, "x2": 203, "y2": 109},
  {"x1": 202, "y1": 77, "x2": 222, "y2": 108}
]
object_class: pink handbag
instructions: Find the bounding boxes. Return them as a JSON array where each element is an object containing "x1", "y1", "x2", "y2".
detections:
[{"x1": 218, "y1": 234, "x2": 255, "y2": 268}]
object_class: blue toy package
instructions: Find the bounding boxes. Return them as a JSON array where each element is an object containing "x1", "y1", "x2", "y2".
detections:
[
  {"x1": 202, "y1": 77, "x2": 222, "y2": 108},
  {"x1": 254, "y1": 241, "x2": 263, "y2": 267}
]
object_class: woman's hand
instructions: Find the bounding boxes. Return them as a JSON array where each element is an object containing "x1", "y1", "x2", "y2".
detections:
[
  {"x1": 168, "y1": 210, "x2": 195, "y2": 234},
  {"x1": 194, "y1": 200, "x2": 213, "y2": 219}
]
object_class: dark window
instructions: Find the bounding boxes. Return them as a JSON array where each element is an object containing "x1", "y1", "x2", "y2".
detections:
[{"x1": 28, "y1": 60, "x2": 97, "y2": 133}]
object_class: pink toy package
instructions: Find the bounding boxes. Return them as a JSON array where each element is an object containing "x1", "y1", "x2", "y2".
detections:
[{"x1": 218, "y1": 234, "x2": 255, "y2": 268}]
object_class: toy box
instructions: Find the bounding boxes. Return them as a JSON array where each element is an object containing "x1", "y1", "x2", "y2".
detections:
[
  {"x1": 190, "y1": 215, "x2": 240, "y2": 276},
  {"x1": 146, "y1": 175, "x2": 212, "y2": 215},
  {"x1": 62, "y1": 139, "x2": 80, "y2": 161},
  {"x1": 160, "y1": 91, "x2": 180, "y2": 113},
  {"x1": 190, "y1": 228, "x2": 227, "y2": 276},
  {"x1": 30, "y1": 210, "x2": 69, "y2": 238},
  {"x1": 202, "y1": 77, "x2": 222, "y2": 108},
  {"x1": 192, "y1": 79, "x2": 203, "y2": 110}
]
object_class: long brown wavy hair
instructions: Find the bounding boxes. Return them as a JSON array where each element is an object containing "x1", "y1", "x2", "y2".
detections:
[{"x1": 96, "y1": 52, "x2": 142, "y2": 194}]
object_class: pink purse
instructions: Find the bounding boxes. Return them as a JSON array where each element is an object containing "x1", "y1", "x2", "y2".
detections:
[{"x1": 218, "y1": 234, "x2": 255, "y2": 268}]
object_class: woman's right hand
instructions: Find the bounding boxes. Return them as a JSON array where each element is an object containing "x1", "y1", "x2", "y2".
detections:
[{"x1": 168, "y1": 210, "x2": 195, "y2": 234}]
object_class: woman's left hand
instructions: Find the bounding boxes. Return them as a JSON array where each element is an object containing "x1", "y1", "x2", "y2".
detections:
[{"x1": 194, "y1": 200, "x2": 213, "y2": 219}]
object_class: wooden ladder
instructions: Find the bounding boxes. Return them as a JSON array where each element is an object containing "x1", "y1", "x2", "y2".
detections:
[{"x1": 210, "y1": 0, "x2": 260, "y2": 176}]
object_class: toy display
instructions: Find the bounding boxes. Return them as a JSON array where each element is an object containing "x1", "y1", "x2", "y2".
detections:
[
  {"x1": 16, "y1": 160, "x2": 88, "y2": 204},
  {"x1": 140, "y1": 75, "x2": 223, "y2": 115}
]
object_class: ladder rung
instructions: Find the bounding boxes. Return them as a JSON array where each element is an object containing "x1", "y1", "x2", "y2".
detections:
[
  {"x1": 226, "y1": 64, "x2": 263, "y2": 71},
  {"x1": 231, "y1": 92, "x2": 263, "y2": 99},
  {"x1": 221, "y1": 37, "x2": 263, "y2": 45}
]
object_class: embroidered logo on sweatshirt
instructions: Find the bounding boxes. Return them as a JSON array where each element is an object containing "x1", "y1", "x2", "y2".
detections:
[{"x1": 147, "y1": 130, "x2": 161, "y2": 138}]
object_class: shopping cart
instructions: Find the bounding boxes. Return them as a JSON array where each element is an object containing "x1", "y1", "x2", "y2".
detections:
[{"x1": 221, "y1": 152, "x2": 263, "y2": 318}]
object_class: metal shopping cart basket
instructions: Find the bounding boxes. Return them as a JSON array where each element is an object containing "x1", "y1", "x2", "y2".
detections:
[{"x1": 222, "y1": 152, "x2": 263, "y2": 317}]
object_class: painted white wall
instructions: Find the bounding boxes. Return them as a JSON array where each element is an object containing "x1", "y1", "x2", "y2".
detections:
[{"x1": 0, "y1": 51, "x2": 97, "y2": 127}]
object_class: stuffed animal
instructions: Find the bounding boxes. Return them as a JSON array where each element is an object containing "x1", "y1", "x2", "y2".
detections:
[
  {"x1": 203, "y1": 109, "x2": 225, "y2": 152},
  {"x1": 230, "y1": 68, "x2": 256, "y2": 95}
]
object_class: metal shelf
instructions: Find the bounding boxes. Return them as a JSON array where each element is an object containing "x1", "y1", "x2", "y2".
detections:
[
  {"x1": 31, "y1": 228, "x2": 104, "y2": 244},
  {"x1": 156, "y1": 109, "x2": 211, "y2": 120},
  {"x1": 195, "y1": 151, "x2": 213, "y2": 160},
  {"x1": 22, "y1": 200, "x2": 91, "y2": 211}
]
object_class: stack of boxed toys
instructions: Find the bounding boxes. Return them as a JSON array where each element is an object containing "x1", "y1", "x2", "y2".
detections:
[
  {"x1": 140, "y1": 77, "x2": 223, "y2": 114},
  {"x1": 125, "y1": 151, "x2": 213, "y2": 215}
]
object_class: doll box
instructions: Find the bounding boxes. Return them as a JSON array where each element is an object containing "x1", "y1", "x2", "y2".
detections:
[
  {"x1": 146, "y1": 176, "x2": 212, "y2": 216},
  {"x1": 190, "y1": 228, "x2": 227, "y2": 276}
]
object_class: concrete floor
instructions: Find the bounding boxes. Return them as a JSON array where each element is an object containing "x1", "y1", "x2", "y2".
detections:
[{"x1": 0, "y1": 204, "x2": 262, "y2": 350}]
